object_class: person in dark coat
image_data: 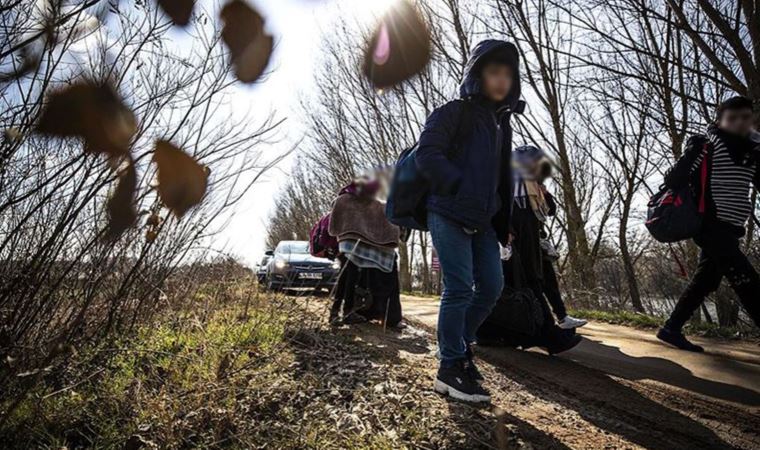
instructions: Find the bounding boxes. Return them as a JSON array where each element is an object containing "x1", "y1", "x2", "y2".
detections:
[
  {"x1": 658, "y1": 96, "x2": 760, "y2": 352},
  {"x1": 416, "y1": 39, "x2": 523, "y2": 403},
  {"x1": 512, "y1": 145, "x2": 587, "y2": 329}
]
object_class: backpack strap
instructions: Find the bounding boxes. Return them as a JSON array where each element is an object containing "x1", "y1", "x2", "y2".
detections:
[{"x1": 698, "y1": 143, "x2": 709, "y2": 214}]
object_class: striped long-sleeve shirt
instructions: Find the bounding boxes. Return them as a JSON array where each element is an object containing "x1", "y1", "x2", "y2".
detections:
[{"x1": 686, "y1": 132, "x2": 758, "y2": 229}]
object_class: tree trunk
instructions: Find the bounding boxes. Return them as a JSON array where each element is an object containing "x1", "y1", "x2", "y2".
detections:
[
  {"x1": 419, "y1": 231, "x2": 431, "y2": 294},
  {"x1": 619, "y1": 195, "x2": 645, "y2": 312},
  {"x1": 555, "y1": 147, "x2": 596, "y2": 292},
  {"x1": 714, "y1": 288, "x2": 740, "y2": 327},
  {"x1": 549, "y1": 97, "x2": 597, "y2": 294},
  {"x1": 398, "y1": 241, "x2": 412, "y2": 292}
]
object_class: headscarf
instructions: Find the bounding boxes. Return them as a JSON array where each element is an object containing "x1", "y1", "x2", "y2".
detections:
[{"x1": 513, "y1": 145, "x2": 552, "y2": 222}]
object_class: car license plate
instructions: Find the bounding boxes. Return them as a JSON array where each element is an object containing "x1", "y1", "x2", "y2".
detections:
[{"x1": 299, "y1": 273, "x2": 321, "y2": 280}]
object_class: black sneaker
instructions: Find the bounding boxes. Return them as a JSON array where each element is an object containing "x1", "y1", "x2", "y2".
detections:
[
  {"x1": 464, "y1": 345, "x2": 484, "y2": 382},
  {"x1": 434, "y1": 361, "x2": 491, "y2": 403},
  {"x1": 342, "y1": 312, "x2": 368, "y2": 325},
  {"x1": 657, "y1": 327, "x2": 704, "y2": 352},
  {"x1": 328, "y1": 309, "x2": 340, "y2": 326}
]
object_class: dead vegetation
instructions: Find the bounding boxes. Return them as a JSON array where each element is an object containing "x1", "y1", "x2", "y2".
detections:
[{"x1": 0, "y1": 280, "x2": 536, "y2": 449}]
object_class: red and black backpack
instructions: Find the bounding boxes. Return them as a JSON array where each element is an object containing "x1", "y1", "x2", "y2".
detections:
[{"x1": 645, "y1": 143, "x2": 710, "y2": 243}]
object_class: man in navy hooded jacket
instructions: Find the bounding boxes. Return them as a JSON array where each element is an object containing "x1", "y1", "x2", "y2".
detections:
[{"x1": 416, "y1": 40, "x2": 521, "y2": 403}]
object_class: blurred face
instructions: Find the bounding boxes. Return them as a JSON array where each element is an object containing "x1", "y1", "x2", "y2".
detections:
[
  {"x1": 718, "y1": 107, "x2": 754, "y2": 136},
  {"x1": 538, "y1": 159, "x2": 553, "y2": 181},
  {"x1": 481, "y1": 63, "x2": 514, "y2": 103}
]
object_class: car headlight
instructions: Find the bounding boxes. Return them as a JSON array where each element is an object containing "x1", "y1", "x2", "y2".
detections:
[
  {"x1": 274, "y1": 259, "x2": 288, "y2": 269},
  {"x1": 331, "y1": 260, "x2": 341, "y2": 270}
]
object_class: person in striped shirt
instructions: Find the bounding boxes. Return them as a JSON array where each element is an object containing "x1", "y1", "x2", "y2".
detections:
[{"x1": 658, "y1": 96, "x2": 760, "y2": 352}]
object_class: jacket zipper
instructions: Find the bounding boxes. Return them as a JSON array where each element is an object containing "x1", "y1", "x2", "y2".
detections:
[{"x1": 488, "y1": 108, "x2": 506, "y2": 219}]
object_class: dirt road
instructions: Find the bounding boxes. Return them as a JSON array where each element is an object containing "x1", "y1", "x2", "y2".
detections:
[{"x1": 400, "y1": 295, "x2": 760, "y2": 449}]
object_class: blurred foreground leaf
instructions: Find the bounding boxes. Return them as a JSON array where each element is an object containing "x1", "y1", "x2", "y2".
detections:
[
  {"x1": 157, "y1": 0, "x2": 195, "y2": 26},
  {"x1": 362, "y1": 0, "x2": 431, "y2": 89},
  {"x1": 220, "y1": 0, "x2": 273, "y2": 83},
  {"x1": 36, "y1": 80, "x2": 136, "y2": 157},
  {"x1": 153, "y1": 140, "x2": 208, "y2": 218}
]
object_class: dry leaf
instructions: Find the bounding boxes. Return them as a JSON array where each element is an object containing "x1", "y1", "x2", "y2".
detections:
[
  {"x1": 105, "y1": 158, "x2": 138, "y2": 240},
  {"x1": 146, "y1": 212, "x2": 161, "y2": 227},
  {"x1": 36, "y1": 80, "x2": 136, "y2": 157},
  {"x1": 4, "y1": 127, "x2": 22, "y2": 142},
  {"x1": 220, "y1": 0, "x2": 273, "y2": 83},
  {"x1": 153, "y1": 140, "x2": 208, "y2": 218},
  {"x1": 145, "y1": 229, "x2": 159, "y2": 243},
  {"x1": 157, "y1": 0, "x2": 194, "y2": 26},
  {"x1": 362, "y1": 0, "x2": 431, "y2": 89}
]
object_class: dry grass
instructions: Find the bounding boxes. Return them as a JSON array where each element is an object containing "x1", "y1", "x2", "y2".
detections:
[{"x1": 1, "y1": 281, "x2": 522, "y2": 449}]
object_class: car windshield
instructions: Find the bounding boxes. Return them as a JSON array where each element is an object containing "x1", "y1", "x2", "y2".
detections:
[{"x1": 278, "y1": 242, "x2": 309, "y2": 255}]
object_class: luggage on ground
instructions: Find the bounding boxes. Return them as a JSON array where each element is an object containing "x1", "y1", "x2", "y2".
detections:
[{"x1": 479, "y1": 287, "x2": 545, "y2": 338}]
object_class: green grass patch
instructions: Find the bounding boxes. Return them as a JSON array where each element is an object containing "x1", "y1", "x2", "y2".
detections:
[
  {"x1": 569, "y1": 308, "x2": 759, "y2": 339},
  {"x1": 569, "y1": 308, "x2": 662, "y2": 329}
]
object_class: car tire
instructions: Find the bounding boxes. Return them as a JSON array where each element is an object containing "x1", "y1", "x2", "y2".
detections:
[{"x1": 267, "y1": 278, "x2": 282, "y2": 293}]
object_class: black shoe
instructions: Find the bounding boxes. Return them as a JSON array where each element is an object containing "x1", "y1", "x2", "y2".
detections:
[
  {"x1": 434, "y1": 361, "x2": 491, "y2": 403},
  {"x1": 328, "y1": 315, "x2": 342, "y2": 326},
  {"x1": 328, "y1": 308, "x2": 340, "y2": 325},
  {"x1": 657, "y1": 327, "x2": 704, "y2": 352},
  {"x1": 547, "y1": 328, "x2": 583, "y2": 355},
  {"x1": 342, "y1": 312, "x2": 367, "y2": 325},
  {"x1": 464, "y1": 345, "x2": 484, "y2": 382}
]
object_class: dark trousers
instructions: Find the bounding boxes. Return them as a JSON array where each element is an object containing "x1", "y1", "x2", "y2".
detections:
[
  {"x1": 541, "y1": 256, "x2": 567, "y2": 320},
  {"x1": 666, "y1": 222, "x2": 760, "y2": 331},
  {"x1": 331, "y1": 254, "x2": 349, "y2": 315},
  {"x1": 332, "y1": 258, "x2": 402, "y2": 326}
]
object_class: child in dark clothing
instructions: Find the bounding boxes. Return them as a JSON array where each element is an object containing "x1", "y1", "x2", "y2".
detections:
[
  {"x1": 416, "y1": 40, "x2": 522, "y2": 403},
  {"x1": 658, "y1": 96, "x2": 760, "y2": 352}
]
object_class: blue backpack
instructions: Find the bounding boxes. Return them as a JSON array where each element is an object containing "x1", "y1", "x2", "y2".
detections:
[{"x1": 386, "y1": 101, "x2": 471, "y2": 231}]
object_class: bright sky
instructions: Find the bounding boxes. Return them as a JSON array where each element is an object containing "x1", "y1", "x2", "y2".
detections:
[{"x1": 210, "y1": 0, "x2": 397, "y2": 267}]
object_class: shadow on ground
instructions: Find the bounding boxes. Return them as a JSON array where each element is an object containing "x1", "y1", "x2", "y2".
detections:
[
  {"x1": 477, "y1": 340, "x2": 758, "y2": 450},
  {"x1": 568, "y1": 337, "x2": 760, "y2": 406}
]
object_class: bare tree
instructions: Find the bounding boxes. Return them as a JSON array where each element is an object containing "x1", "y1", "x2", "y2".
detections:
[{"x1": 0, "y1": 0, "x2": 284, "y2": 417}]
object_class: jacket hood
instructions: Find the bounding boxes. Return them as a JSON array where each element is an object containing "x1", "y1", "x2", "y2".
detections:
[{"x1": 459, "y1": 39, "x2": 522, "y2": 111}]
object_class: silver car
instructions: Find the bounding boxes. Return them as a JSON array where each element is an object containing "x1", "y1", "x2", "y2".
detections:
[{"x1": 264, "y1": 240, "x2": 340, "y2": 292}]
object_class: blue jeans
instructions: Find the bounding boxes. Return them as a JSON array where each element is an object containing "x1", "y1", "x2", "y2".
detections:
[{"x1": 428, "y1": 212, "x2": 504, "y2": 368}]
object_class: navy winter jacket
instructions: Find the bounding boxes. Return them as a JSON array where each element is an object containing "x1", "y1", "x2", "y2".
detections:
[{"x1": 415, "y1": 40, "x2": 522, "y2": 245}]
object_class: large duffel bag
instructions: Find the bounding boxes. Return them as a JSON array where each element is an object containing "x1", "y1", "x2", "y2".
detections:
[{"x1": 478, "y1": 287, "x2": 545, "y2": 339}]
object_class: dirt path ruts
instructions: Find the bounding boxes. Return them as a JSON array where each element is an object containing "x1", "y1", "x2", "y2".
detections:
[{"x1": 397, "y1": 295, "x2": 760, "y2": 449}]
